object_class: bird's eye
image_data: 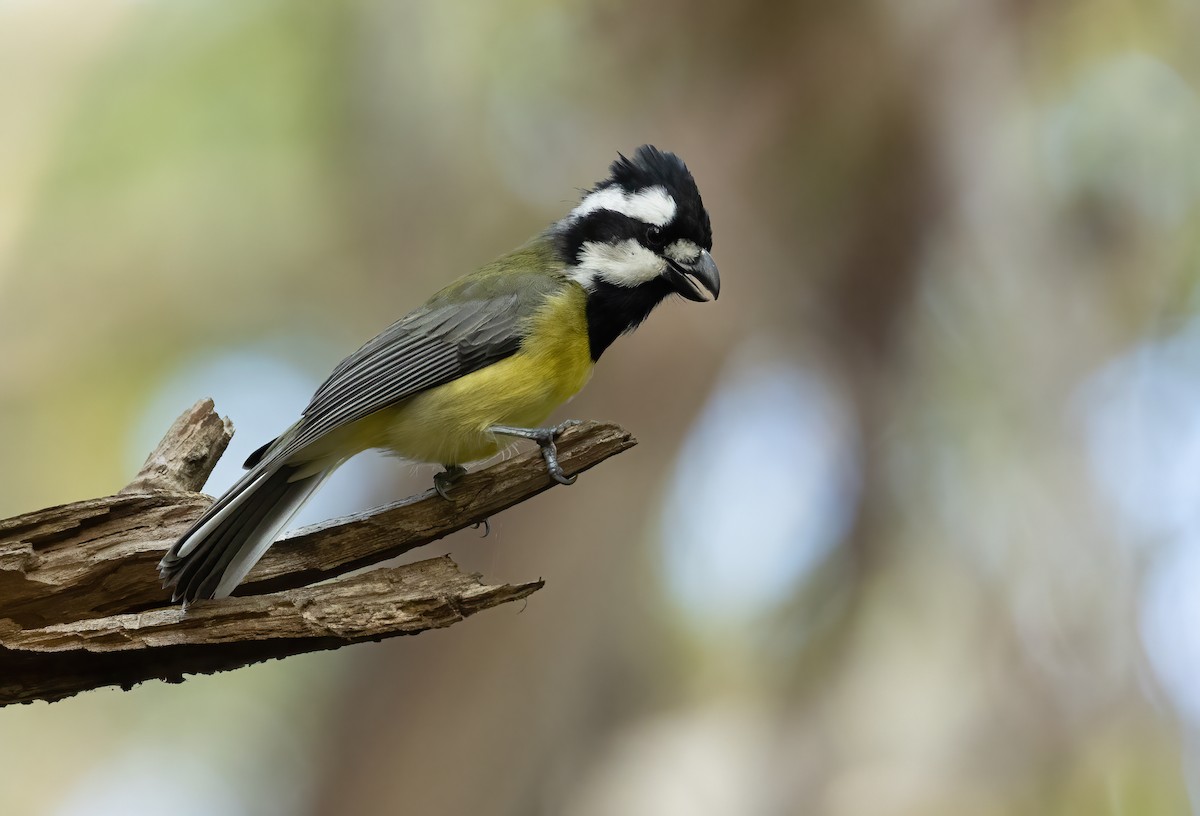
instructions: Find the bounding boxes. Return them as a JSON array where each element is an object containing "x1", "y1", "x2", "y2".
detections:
[{"x1": 645, "y1": 226, "x2": 665, "y2": 247}]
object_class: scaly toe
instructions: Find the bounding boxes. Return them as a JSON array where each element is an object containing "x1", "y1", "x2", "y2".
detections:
[{"x1": 554, "y1": 419, "x2": 583, "y2": 436}]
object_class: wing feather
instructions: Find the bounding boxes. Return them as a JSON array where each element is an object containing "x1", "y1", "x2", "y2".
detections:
[{"x1": 275, "y1": 268, "x2": 565, "y2": 460}]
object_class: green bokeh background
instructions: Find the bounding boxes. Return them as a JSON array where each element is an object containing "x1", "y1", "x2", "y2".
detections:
[{"x1": 3, "y1": 1, "x2": 1200, "y2": 814}]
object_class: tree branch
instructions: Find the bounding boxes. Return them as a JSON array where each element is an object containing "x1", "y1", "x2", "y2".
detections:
[
  {"x1": 119, "y1": 397, "x2": 235, "y2": 494},
  {"x1": 0, "y1": 399, "x2": 636, "y2": 706}
]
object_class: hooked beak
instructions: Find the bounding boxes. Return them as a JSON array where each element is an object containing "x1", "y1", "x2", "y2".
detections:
[{"x1": 666, "y1": 250, "x2": 721, "y2": 302}]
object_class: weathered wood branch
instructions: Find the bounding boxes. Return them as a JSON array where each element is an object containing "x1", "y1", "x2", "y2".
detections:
[
  {"x1": 120, "y1": 398, "x2": 235, "y2": 494},
  {"x1": 0, "y1": 399, "x2": 636, "y2": 706}
]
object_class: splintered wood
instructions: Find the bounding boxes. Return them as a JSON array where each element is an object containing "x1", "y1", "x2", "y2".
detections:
[{"x1": 0, "y1": 399, "x2": 636, "y2": 705}]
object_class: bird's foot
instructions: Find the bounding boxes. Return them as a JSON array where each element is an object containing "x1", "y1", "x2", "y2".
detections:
[
  {"x1": 472, "y1": 518, "x2": 491, "y2": 537},
  {"x1": 490, "y1": 420, "x2": 582, "y2": 485},
  {"x1": 434, "y1": 464, "x2": 467, "y2": 500}
]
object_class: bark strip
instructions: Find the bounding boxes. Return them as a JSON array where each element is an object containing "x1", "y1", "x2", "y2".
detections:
[{"x1": 0, "y1": 400, "x2": 635, "y2": 705}]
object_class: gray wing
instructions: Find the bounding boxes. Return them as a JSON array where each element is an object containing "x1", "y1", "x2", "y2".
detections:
[{"x1": 276, "y1": 270, "x2": 566, "y2": 459}]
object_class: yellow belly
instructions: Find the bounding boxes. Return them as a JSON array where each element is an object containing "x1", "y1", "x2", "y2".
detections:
[{"x1": 357, "y1": 284, "x2": 594, "y2": 465}]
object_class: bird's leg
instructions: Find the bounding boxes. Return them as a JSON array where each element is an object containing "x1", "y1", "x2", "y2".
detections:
[
  {"x1": 434, "y1": 464, "x2": 467, "y2": 500},
  {"x1": 490, "y1": 420, "x2": 582, "y2": 486}
]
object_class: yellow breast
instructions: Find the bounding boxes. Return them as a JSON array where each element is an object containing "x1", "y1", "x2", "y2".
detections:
[{"x1": 370, "y1": 283, "x2": 594, "y2": 465}]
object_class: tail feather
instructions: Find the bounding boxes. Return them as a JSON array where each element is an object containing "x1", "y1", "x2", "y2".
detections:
[
  {"x1": 159, "y1": 463, "x2": 328, "y2": 604},
  {"x1": 210, "y1": 468, "x2": 329, "y2": 599},
  {"x1": 179, "y1": 469, "x2": 294, "y2": 600}
]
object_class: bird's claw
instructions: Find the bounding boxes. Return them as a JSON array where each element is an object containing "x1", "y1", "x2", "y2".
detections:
[
  {"x1": 434, "y1": 464, "x2": 467, "y2": 500},
  {"x1": 537, "y1": 420, "x2": 580, "y2": 485},
  {"x1": 541, "y1": 441, "x2": 577, "y2": 485},
  {"x1": 489, "y1": 420, "x2": 583, "y2": 486}
]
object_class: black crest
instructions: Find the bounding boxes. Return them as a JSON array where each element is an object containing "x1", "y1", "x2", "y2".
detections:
[
  {"x1": 555, "y1": 145, "x2": 713, "y2": 267},
  {"x1": 597, "y1": 145, "x2": 712, "y2": 250}
]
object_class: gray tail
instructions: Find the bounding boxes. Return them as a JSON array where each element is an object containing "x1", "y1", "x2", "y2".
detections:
[{"x1": 159, "y1": 463, "x2": 328, "y2": 605}]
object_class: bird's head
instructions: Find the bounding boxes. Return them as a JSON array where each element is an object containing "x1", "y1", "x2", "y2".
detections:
[{"x1": 555, "y1": 145, "x2": 719, "y2": 306}]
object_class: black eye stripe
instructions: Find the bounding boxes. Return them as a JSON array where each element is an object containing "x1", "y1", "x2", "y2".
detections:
[{"x1": 559, "y1": 209, "x2": 681, "y2": 262}]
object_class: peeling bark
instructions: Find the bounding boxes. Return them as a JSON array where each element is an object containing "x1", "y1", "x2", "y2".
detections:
[{"x1": 0, "y1": 400, "x2": 636, "y2": 705}]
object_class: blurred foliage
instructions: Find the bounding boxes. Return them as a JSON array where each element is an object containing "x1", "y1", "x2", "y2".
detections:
[{"x1": 2, "y1": 0, "x2": 1200, "y2": 814}]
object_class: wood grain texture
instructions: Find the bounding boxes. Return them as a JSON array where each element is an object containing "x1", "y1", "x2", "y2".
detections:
[
  {"x1": 0, "y1": 556, "x2": 542, "y2": 705},
  {"x1": 120, "y1": 397, "x2": 234, "y2": 494},
  {"x1": 0, "y1": 400, "x2": 636, "y2": 706}
]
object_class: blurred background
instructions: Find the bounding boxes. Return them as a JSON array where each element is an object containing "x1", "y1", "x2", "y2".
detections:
[{"x1": 2, "y1": 0, "x2": 1200, "y2": 813}]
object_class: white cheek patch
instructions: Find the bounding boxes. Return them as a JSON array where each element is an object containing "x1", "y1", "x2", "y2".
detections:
[
  {"x1": 569, "y1": 238, "x2": 666, "y2": 289},
  {"x1": 665, "y1": 239, "x2": 701, "y2": 264},
  {"x1": 571, "y1": 185, "x2": 677, "y2": 227}
]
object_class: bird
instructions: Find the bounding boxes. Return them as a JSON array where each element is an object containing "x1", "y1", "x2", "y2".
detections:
[{"x1": 159, "y1": 145, "x2": 719, "y2": 604}]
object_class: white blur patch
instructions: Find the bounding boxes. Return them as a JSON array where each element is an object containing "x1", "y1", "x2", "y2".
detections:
[
  {"x1": 53, "y1": 748, "x2": 247, "y2": 816},
  {"x1": 1081, "y1": 316, "x2": 1200, "y2": 730},
  {"x1": 665, "y1": 239, "x2": 701, "y2": 264},
  {"x1": 1080, "y1": 318, "x2": 1200, "y2": 543},
  {"x1": 571, "y1": 185, "x2": 677, "y2": 227},
  {"x1": 569, "y1": 238, "x2": 666, "y2": 289},
  {"x1": 660, "y1": 352, "x2": 860, "y2": 625},
  {"x1": 566, "y1": 703, "x2": 774, "y2": 816},
  {"x1": 1141, "y1": 539, "x2": 1200, "y2": 727}
]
